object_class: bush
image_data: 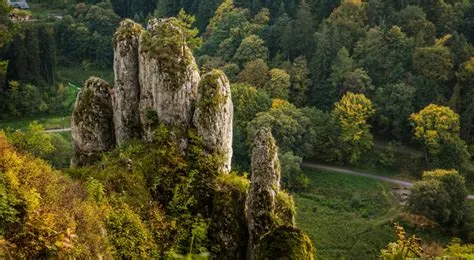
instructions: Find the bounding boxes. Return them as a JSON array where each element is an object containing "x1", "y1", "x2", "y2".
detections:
[{"x1": 408, "y1": 169, "x2": 468, "y2": 230}]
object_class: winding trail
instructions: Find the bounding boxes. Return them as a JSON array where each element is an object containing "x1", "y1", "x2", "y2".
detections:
[
  {"x1": 44, "y1": 128, "x2": 72, "y2": 133},
  {"x1": 303, "y1": 162, "x2": 474, "y2": 200}
]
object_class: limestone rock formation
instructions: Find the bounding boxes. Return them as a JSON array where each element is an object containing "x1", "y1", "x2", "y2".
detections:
[
  {"x1": 71, "y1": 77, "x2": 115, "y2": 167},
  {"x1": 193, "y1": 70, "x2": 233, "y2": 173},
  {"x1": 113, "y1": 19, "x2": 144, "y2": 146},
  {"x1": 246, "y1": 128, "x2": 281, "y2": 259},
  {"x1": 138, "y1": 18, "x2": 200, "y2": 140}
]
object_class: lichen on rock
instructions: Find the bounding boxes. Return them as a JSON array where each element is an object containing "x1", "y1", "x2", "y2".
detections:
[
  {"x1": 113, "y1": 19, "x2": 143, "y2": 146},
  {"x1": 71, "y1": 77, "x2": 115, "y2": 167},
  {"x1": 193, "y1": 69, "x2": 233, "y2": 173},
  {"x1": 138, "y1": 18, "x2": 200, "y2": 142}
]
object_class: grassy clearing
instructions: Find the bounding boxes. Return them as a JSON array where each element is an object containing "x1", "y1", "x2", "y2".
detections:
[
  {"x1": 0, "y1": 115, "x2": 71, "y2": 131},
  {"x1": 294, "y1": 167, "x2": 400, "y2": 259}
]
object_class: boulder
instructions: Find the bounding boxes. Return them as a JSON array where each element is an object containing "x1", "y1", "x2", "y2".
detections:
[{"x1": 71, "y1": 77, "x2": 115, "y2": 167}]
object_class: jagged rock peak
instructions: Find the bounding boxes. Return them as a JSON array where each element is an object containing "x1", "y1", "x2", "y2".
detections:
[
  {"x1": 246, "y1": 128, "x2": 281, "y2": 259},
  {"x1": 71, "y1": 77, "x2": 115, "y2": 167},
  {"x1": 138, "y1": 17, "x2": 200, "y2": 140},
  {"x1": 193, "y1": 69, "x2": 233, "y2": 173},
  {"x1": 113, "y1": 19, "x2": 143, "y2": 146}
]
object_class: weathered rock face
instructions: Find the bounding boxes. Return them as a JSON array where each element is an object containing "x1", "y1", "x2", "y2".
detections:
[
  {"x1": 193, "y1": 70, "x2": 233, "y2": 173},
  {"x1": 113, "y1": 19, "x2": 144, "y2": 146},
  {"x1": 246, "y1": 128, "x2": 281, "y2": 259},
  {"x1": 71, "y1": 77, "x2": 115, "y2": 167},
  {"x1": 138, "y1": 18, "x2": 200, "y2": 140}
]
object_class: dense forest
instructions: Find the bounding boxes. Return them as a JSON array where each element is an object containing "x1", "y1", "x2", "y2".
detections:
[{"x1": 1, "y1": 0, "x2": 474, "y2": 258}]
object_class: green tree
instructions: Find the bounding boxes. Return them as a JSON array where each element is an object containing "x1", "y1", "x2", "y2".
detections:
[
  {"x1": 282, "y1": 0, "x2": 316, "y2": 59},
  {"x1": 196, "y1": 0, "x2": 220, "y2": 32},
  {"x1": 237, "y1": 59, "x2": 270, "y2": 88},
  {"x1": 233, "y1": 34, "x2": 268, "y2": 66},
  {"x1": 410, "y1": 104, "x2": 470, "y2": 170},
  {"x1": 264, "y1": 69, "x2": 291, "y2": 99},
  {"x1": 289, "y1": 56, "x2": 311, "y2": 107},
  {"x1": 310, "y1": 0, "x2": 368, "y2": 109},
  {"x1": 374, "y1": 83, "x2": 415, "y2": 140},
  {"x1": 408, "y1": 169, "x2": 468, "y2": 229},
  {"x1": 231, "y1": 83, "x2": 272, "y2": 169},
  {"x1": 329, "y1": 47, "x2": 355, "y2": 90},
  {"x1": 279, "y1": 151, "x2": 309, "y2": 191},
  {"x1": 396, "y1": 6, "x2": 436, "y2": 46},
  {"x1": 248, "y1": 99, "x2": 319, "y2": 158},
  {"x1": 332, "y1": 92, "x2": 375, "y2": 165},
  {"x1": 413, "y1": 44, "x2": 453, "y2": 82},
  {"x1": 354, "y1": 26, "x2": 414, "y2": 87}
]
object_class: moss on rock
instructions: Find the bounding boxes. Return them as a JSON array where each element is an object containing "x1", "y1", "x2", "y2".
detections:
[
  {"x1": 140, "y1": 18, "x2": 194, "y2": 91},
  {"x1": 275, "y1": 190, "x2": 296, "y2": 226},
  {"x1": 197, "y1": 69, "x2": 228, "y2": 113},
  {"x1": 210, "y1": 173, "x2": 249, "y2": 259},
  {"x1": 114, "y1": 19, "x2": 143, "y2": 56},
  {"x1": 254, "y1": 226, "x2": 315, "y2": 260},
  {"x1": 71, "y1": 77, "x2": 115, "y2": 167}
]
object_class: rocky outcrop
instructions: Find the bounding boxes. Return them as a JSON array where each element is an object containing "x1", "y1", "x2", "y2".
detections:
[
  {"x1": 138, "y1": 18, "x2": 200, "y2": 141},
  {"x1": 113, "y1": 19, "x2": 144, "y2": 146},
  {"x1": 193, "y1": 70, "x2": 233, "y2": 173},
  {"x1": 245, "y1": 128, "x2": 301, "y2": 259},
  {"x1": 71, "y1": 77, "x2": 115, "y2": 167},
  {"x1": 246, "y1": 128, "x2": 281, "y2": 259}
]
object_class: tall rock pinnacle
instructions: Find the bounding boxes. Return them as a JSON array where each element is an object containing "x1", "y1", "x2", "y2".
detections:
[
  {"x1": 138, "y1": 18, "x2": 200, "y2": 140},
  {"x1": 113, "y1": 19, "x2": 144, "y2": 146},
  {"x1": 71, "y1": 77, "x2": 115, "y2": 167},
  {"x1": 246, "y1": 128, "x2": 281, "y2": 259},
  {"x1": 193, "y1": 70, "x2": 233, "y2": 173}
]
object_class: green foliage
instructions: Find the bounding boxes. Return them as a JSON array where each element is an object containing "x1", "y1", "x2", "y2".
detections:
[
  {"x1": 279, "y1": 151, "x2": 308, "y2": 191},
  {"x1": 413, "y1": 44, "x2": 453, "y2": 82},
  {"x1": 6, "y1": 122, "x2": 54, "y2": 158},
  {"x1": 254, "y1": 225, "x2": 315, "y2": 260},
  {"x1": 233, "y1": 34, "x2": 268, "y2": 66},
  {"x1": 248, "y1": 99, "x2": 318, "y2": 158},
  {"x1": 295, "y1": 168, "x2": 396, "y2": 259},
  {"x1": 380, "y1": 224, "x2": 424, "y2": 259},
  {"x1": 237, "y1": 59, "x2": 270, "y2": 88},
  {"x1": 408, "y1": 169, "x2": 468, "y2": 229},
  {"x1": 231, "y1": 83, "x2": 272, "y2": 169},
  {"x1": 0, "y1": 133, "x2": 110, "y2": 258},
  {"x1": 374, "y1": 83, "x2": 415, "y2": 140},
  {"x1": 288, "y1": 56, "x2": 311, "y2": 107},
  {"x1": 410, "y1": 104, "x2": 470, "y2": 170},
  {"x1": 106, "y1": 205, "x2": 158, "y2": 258},
  {"x1": 263, "y1": 68, "x2": 290, "y2": 99},
  {"x1": 332, "y1": 92, "x2": 375, "y2": 165}
]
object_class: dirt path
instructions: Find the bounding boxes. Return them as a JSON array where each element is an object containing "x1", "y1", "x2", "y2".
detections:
[
  {"x1": 44, "y1": 128, "x2": 72, "y2": 133},
  {"x1": 303, "y1": 162, "x2": 474, "y2": 200}
]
